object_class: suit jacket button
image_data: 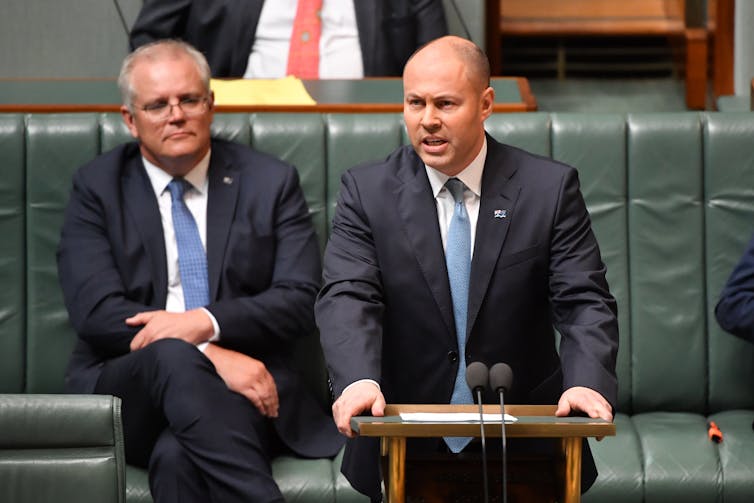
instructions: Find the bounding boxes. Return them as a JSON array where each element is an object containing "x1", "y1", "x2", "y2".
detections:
[{"x1": 448, "y1": 351, "x2": 458, "y2": 362}]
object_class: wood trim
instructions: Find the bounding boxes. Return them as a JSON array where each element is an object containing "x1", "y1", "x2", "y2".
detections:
[
  {"x1": 714, "y1": 0, "x2": 735, "y2": 98},
  {"x1": 685, "y1": 27, "x2": 709, "y2": 109},
  {"x1": 500, "y1": 0, "x2": 687, "y2": 36},
  {"x1": 486, "y1": 0, "x2": 502, "y2": 75},
  {"x1": 0, "y1": 77, "x2": 537, "y2": 113}
]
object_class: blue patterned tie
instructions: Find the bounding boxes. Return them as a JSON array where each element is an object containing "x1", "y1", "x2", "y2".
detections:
[
  {"x1": 444, "y1": 178, "x2": 473, "y2": 453},
  {"x1": 167, "y1": 178, "x2": 209, "y2": 310}
]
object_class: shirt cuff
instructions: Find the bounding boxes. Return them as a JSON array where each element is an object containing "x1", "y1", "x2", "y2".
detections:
[
  {"x1": 342, "y1": 379, "x2": 380, "y2": 396},
  {"x1": 196, "y1": 308, "x2": 220, "y2": 353}
]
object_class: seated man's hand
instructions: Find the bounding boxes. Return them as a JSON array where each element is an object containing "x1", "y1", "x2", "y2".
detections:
[
  {"x1": 204, "y1": 343, "x2": 279, "y2": 418},
  {"x1": 332, "y1": 381, "x2": 385, "y2": 438},
  {"x1": 127, "y1": 309, "x2": 214, "y2": 351}
]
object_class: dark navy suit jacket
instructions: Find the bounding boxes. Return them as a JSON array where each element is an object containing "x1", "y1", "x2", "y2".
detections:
[
  {"x1": 130, "y1": 0, "x2": 448, "y2": 77},
  {"x1": 716, "y1": 231, "x2": 754, "y2": 343},
  {"x1": 316, "y1": 134, "x2": 619, "y2": 497},
  {"x1": 58, "y1": 138, "x2": 342, "y2": 458}
]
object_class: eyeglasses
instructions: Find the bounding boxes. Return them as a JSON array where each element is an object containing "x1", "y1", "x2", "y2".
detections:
[{"x1": 138, "y1": 96, "x2": 209, "y2": 121}]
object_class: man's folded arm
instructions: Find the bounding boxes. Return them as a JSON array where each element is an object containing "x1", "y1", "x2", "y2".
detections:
[{"x1": 57, "y1": 171, "x2": 158, "y2": 356}]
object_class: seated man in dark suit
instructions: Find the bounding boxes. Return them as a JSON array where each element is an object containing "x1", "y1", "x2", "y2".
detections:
[
  {"x1": 716, "y1": 231, "x2": 754, "y2": 343},
  {"x1": 57, "y1": 39, "x2": 343, "y2": 503},
  {"x1": 316, "y1": 35, "x2": 619, "y2": 500},
  {"x1": 130, "y1": 0, "x2": 448, "y2": 78}
]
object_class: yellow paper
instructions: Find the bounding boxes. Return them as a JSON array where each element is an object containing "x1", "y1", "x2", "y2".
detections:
[{"x1": 210, "y1": 76, "x2": 316, "y2": 106}]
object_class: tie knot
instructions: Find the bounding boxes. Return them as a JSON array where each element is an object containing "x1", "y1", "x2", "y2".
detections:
[
  {"x1": 445, "y1": 178, "x2": 466, "y2": 204},
  {"x1": 167, "y1": 178, "x2": 190, "y2": 201}
]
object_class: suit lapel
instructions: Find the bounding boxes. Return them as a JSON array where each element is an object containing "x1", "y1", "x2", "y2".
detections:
[
  {"x1": 205, "y1": 147, "x2": 240, "y2": 301},
  {"x1": 121, "y1": 155, "x2": 168, "y2": 306},
  {"x1": 394, "y1": 153, "x2": 456, "y2": 340},
  {"x1": 467, "y1": 138, "x2": 521, "y2": 334}
]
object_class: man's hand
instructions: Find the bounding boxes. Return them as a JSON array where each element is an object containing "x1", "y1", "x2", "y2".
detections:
[
  {"x1": 332, "y1": 381, "x2": 385, "y2": 438},
  {"x1": 204, "y1": 343, "x2": 279, "y2": 418},
  {"x1": 556, "y1": 386, "x2": 613, "y2": 440},
  {"x1": 127, "y1": 309, "x2": 214, "y2": 351}
]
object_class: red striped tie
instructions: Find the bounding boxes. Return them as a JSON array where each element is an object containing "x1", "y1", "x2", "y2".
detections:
[{"x1": 286, "y1": 0, "x2": 323, "y2": 78}]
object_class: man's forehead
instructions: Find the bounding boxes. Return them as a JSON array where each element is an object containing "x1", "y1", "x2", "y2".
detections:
[
  {"x1": 404, "y1": 59, "x2": 473, "y2": 93},
  {"x1": 131, "y1": 57, "x2": 204, "y2": 95}
]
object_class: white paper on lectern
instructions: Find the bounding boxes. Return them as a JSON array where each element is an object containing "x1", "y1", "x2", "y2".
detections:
[{"x1": 399, "y1": 413, "x2": 518, "y2": 422}]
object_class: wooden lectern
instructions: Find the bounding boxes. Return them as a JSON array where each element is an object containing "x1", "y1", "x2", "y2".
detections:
[{"x1": 351, "y1": 404, "x2": 615, "y2": 503}]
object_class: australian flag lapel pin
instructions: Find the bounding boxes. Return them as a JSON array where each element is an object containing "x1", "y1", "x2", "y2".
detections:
[{"x1": 494, "y1": 209, "x2": 508, "y2": 219}]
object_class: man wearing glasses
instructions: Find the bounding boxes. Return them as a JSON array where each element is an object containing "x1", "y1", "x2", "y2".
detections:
[{"x1": 57, "y1": 40, "x2": 342, "y2": 502}]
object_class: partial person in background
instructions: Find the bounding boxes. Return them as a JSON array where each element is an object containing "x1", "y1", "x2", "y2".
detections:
[
  {"x1": 130, "y1": 0, "x2": 448, "y2": 79},
  {"x1": 58, "y1": 39, "x2": 342, "y2": 502},
  {"x1": 316, "y1": 35, "x2": 618, "y2": 501},
  {"x1": 716, "y1": 231, "x2": 754, "y2": 343}
]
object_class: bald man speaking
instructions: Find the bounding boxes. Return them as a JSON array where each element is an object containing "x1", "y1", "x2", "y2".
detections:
[{"x1": 316, "y1": 36, "x2": 618, "y2": 501}]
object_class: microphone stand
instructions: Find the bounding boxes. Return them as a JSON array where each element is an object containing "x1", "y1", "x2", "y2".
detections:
[
  {"x1": 498, "y1": 388, "x2": 507, "y2": 503},
  {"x1": 490, "y1": 362, "x2": 512, "y2": 503},
  {"x1": 475, "y1": 388, "x2": 489, "y2": 503}
]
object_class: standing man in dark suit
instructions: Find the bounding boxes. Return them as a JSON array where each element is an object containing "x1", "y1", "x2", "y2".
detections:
[
  {"x1": 129, "y1": 0, "x2": 447, "y2": 78},
  {"x1": 57, "y1": 39, "x2": 342, "y2": 502},
  {"x1": 315, "y1": 35, "x2": 619, "y2": 500}
]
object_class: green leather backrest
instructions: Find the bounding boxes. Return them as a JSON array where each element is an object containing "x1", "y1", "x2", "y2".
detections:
[
  {"x1": 627, "y1": 114, "x2": 707, "y2": 413},
  {"x1": 0, "y1": 115, "x2": 25, "y2": 392},
  {"x1": 704, "y1": 114, "x2": 754, "y2": 411},
  {"x1": 26, "y1": 114, "x2": 100, "y2": 393},
  {"x1": 550, "y1": 114, "x2": 631, "y2": 413},
  {"x1": 9, "y1": 112, "x2": 754, "y2": 416}
]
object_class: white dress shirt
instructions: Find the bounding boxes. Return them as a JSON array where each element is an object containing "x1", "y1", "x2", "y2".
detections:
[
  {"x1": 142, "y1": 152, "x2": 220, "y2": 350},
  {"x1": 245, "y1": 0, "x2": 364, "y2": 78},
  {"x1": 425, "y1": 138, "x2": 487, "y2": 256}
]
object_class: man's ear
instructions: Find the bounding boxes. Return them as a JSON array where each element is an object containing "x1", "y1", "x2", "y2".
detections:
[
  {"x1": 120, "y1": 105, "x2": 140, "y2": 139},
  {"x1": 480, "y1": 86, "x2": 495, "y2": 121}
]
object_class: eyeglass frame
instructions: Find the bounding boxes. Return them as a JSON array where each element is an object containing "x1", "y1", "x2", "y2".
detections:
[{"x1": 136, "y1": 95, "x2": 211, "y2": 122}]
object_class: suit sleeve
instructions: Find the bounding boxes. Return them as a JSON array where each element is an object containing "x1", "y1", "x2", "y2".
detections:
[
  {"x1": 315, "y1": 171, "x2": 384, "y2": 397},
  {"x1": 715, "y1": 232, "x2": 754, "y2": 343},
  {"x1": 57, "y1": 170, "x2": 153, "y2": 357},
  {"x1": 548, "y1": 168, "x2": 619, "y2": 409},
  {"x1": 205, "y1": 166, "x2": 322, "y2": 357},
  {"x1": 129, "y1": 0, "x2": 192, "y2": 50}
]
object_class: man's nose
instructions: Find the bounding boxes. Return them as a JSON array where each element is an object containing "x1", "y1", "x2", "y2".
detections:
[
  {"x1": 420, "y1": 105, "x2": 440, "y2": 130},
  {"x1": 167, "y1": 101, "x2": 187, "y2": 121}
]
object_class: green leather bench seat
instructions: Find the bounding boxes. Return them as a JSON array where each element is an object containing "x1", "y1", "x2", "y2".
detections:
[{"x1": 1, "y1": 112, "x2": 753, "y2": 502}]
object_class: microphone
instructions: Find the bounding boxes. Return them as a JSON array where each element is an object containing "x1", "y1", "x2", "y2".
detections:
[
  {"x1": 489, "y1": 363, "x2": 514, "y2": 503},
  {"x1": 466, "y1": 361, "x2": 489, "y2": 503}
]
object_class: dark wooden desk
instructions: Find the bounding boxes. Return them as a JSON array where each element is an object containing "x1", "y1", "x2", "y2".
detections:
[
  {"x1": 352, "y1": 404, "x2": 615, "y2": 503},
  {"x1": 0, "y1": 77, "x2": 536, "y2": 113}
]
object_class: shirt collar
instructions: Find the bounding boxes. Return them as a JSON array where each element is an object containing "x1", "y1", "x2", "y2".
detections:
[
  {"x1": 142, "y1": 149, "x2": 212, "y2": 198},
  {"x1": 425, "y1": 137, "x2": 487, "y2": 199}
]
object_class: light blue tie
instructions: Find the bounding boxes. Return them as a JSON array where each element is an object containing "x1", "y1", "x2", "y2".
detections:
[
  {"x1": 167, "y1": 178, "x2": 209, "y2": 310},
  {"x1": 444, "y1": 178, "x2": 473, "y2": 453}
]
